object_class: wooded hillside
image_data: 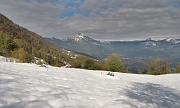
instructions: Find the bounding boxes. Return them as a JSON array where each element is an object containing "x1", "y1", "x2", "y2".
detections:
[{"x1": 0, "y1": 13, "x2": 93, "y2": 66}]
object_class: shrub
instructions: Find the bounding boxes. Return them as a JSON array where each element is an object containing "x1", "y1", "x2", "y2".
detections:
[{"x1": 107, "y1": 72, "x2": 114, "y2": 76}]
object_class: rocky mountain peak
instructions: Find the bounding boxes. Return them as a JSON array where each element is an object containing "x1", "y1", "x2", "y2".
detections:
[{"x1": 74, "y1": 33, "x2": 84, "y2": 41}]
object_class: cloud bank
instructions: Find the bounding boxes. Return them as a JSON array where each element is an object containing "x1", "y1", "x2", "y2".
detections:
[{"x1": 0, "y1": 0, "x2": 180, "y2": 40}]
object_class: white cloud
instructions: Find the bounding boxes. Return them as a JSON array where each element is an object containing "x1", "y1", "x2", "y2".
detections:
[{"x1": 0, "y1": 0, "x2": 180, "y2": 40}]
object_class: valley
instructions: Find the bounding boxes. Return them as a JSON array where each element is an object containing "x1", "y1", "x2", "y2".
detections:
[{"x1": 46, "y1": 34, "x2": 180, "y2": 72}]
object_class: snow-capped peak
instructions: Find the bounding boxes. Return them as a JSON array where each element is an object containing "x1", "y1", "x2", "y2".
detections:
[
  {"x1": 163, "y1": 38, "x2": 180, "y2": 44},
  {"x1": 77, "y1": 33, "x2": 84, "y2": 38},
  {"x1": 146, "y1": 38, "x2": 167, "y2": 41},
  {"x1": 74, "y1": 33, "x2": 84, "y2": 41}
]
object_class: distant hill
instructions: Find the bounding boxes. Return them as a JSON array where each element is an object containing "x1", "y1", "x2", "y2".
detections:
[
  {"x1": 0, "y1": 13, "x2": 94, "y2": 67},
  {"x1": 46, "y1": 34, "x2": 180, "y2": 72}
]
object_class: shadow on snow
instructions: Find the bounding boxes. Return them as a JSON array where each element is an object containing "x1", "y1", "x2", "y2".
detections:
[{"x1": 119, "y1": 82, "x2": 180, "y2": 108}]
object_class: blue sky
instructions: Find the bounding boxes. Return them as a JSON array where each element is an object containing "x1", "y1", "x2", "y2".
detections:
[
  {"x1": 59, "y1": 1, "x2": 82, "y2": 19},
  {"x1": 0, "y1": 0, "x2": 180, "y2": 40}
]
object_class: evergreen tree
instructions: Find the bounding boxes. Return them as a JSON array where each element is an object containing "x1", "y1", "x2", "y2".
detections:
[
  {"x1": 70, "y1": 60, "x2": 82, "y2": 68},
  {"x1": 150, "y1": 57, "x2": 159, "y2": 72},
  {"x1": 83, "y1": 59, "x2": 95, "y2": 69},
  {"x1": 143, "y1": 57, "x2": 172, "y2": 75},
  {"x1": 142, "y1": 62, "x2": 150, "y2": 74},
  {"x1": 105, "y1": 53, "x2": 124, "y2": 72},
  {"x1": 18, "y1": 48, "x2": 28, "y2": 62},
  {"x1": 176, "y1": 62, "x2": 180, "y2": 73},
  {"x1": 0, "y1": 31, "x2": 16, "y2": 55},
  {"x1": 161, "y1": 62, "x2": 171, "y2": 74}
]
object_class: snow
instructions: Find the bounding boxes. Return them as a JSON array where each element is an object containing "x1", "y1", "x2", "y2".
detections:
[
  {"x1": 144, "y1": 41, "x2": 157, "y2": 46},
  {"x1": 0, "y1": 56, "x2": 19, "y2": 62},
  {"x1": 0, "y1": 61, "x2": 180, "y2": 108},
  {"x1": 74, "y1": 33, "x2": 84, "y2": 41}
]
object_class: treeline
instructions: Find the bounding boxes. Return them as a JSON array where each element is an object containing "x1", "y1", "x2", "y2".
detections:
[
  {"x1": 70, "y1": 53, "x2": 129, "y2": 73},
  {"x1": 141, "y1": 57, "x2": 180, "y2": 75}
]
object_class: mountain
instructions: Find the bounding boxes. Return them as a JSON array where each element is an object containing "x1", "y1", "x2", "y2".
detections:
[
  {"x1": 45, "y1": 33, "x2": 112, "y2": 59},
  {"x1": 46, "y1": 34, "x2": 180, "y2": 72},
  {"x1": 109, "y1": 38, "x2": 180, "y2": 59},
  {"x1": 0, "y1": 13, "x2": 94, "y2": 67}
]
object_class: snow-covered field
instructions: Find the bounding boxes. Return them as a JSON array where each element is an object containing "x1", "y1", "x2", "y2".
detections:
[{"x1": 0, "y1": 61, "x2": 180, "y2": 108}]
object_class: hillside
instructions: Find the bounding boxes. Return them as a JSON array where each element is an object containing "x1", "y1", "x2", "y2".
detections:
[
  {"x1": 0, "y1": 61, "x2": 180, "y2": 108},
  {"x1": 0, "y1": 13, "x2": 93, "y2": 67},
  {"x1": 46, "y1": 35, "x2": 180, "y2": 72}
]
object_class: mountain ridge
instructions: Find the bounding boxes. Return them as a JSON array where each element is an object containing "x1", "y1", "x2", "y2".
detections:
[{"x1": 46, "y1": 34, "x2": 180, "y2": 72}]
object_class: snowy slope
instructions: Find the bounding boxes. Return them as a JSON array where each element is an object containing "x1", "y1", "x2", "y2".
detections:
[{"x1": 0, "y1": 61, "x2": 180, "y2": 108}]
